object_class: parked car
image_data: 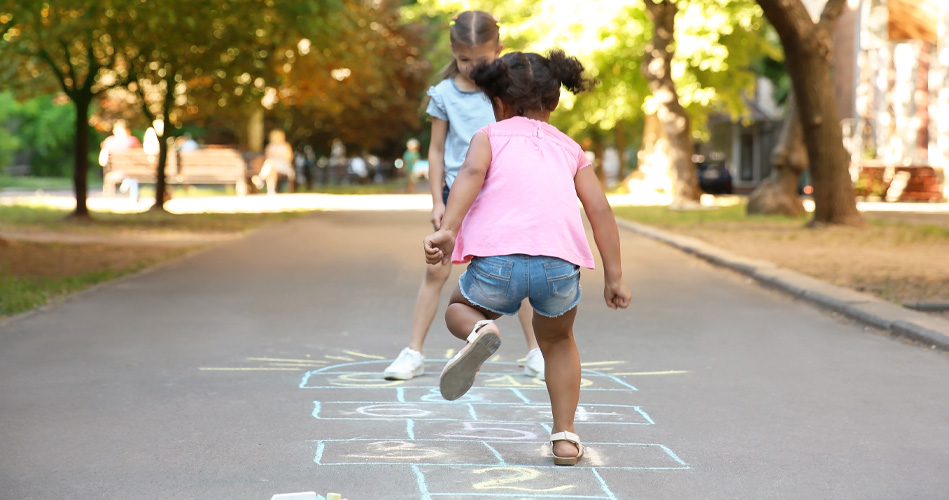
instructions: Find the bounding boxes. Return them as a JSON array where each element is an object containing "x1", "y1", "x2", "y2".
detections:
[{"x1": 696, "y1": 161, "x2": 733, "y2": 194}]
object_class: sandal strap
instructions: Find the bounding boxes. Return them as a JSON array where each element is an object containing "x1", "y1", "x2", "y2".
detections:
[
  {"x1": 550, "y1": 431, "x2": 581, "y2": 445},
  {"x1": 466, "y1": 320, "x2": 495, "y2": 343}
]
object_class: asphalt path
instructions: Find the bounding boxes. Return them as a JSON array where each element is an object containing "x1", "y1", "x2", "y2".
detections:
[{"x1": 2, "y1": 209, "x2": 948, "y2": 499}]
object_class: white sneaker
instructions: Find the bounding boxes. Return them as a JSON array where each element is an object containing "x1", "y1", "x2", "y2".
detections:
[
  {"x1": 383, "y1": 347, "x2": 424, "y2": 380},
  {"x1": 524, "y1": 348, "x2": 545, "y2": 380}
]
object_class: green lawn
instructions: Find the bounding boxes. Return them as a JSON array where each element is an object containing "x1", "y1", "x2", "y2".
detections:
[
  {"x1": 0, "y1": 204, "x2": 316, "y2": 319},
  {"x1": 0, "y1": 264, "x2": 152, "y2": 318},
  {"x1": 0, "y1": 174, "x2": 102, "y2": 191},
  {"x1": 0, "y1": 204, "x2": 311, "y2": 233}
]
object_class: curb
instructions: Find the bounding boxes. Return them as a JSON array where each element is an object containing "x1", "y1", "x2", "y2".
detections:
[{"x1": 617, "y1": 219, "x2": 949, "y2": 351}]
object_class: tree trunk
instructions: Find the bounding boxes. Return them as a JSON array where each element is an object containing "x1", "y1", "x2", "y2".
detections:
[
  {"x1": 642, "y1": 0, "x2": 701, "y2": 207},
  {"x1": 150, "y1": 100, "x2": 175, "y2": 213},
  {"x1": 151, "y1": 129, "x2": 169, "y2": 212},
  {"x1": 757, "y1": 0, "x2": 863, "y2": 226},
  {"x1": 70, "y1": 93, "x2": 92, "y2": 219},
  {"x1": 747, "y1": 93, "x2": 807, "y2": 216},
  {"x1": 747, "y1": 0, "x2": 848, "y2": 217},
  {"x1": 625, "y1": 112, "x2": 674, "y2": 194},
  {"x1": 615, "y1": 120, "x2": 627, "y2": 179},
  {"x1": 248, "y1": 107, "x2": 265, "y2": 152}
]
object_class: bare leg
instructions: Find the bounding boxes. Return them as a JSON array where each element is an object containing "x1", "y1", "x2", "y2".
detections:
[
  {"x1": 265, "y1": 168, "x2": 278, "y2": 195},
  {"x1": 517, "y1": 300, "x2": 539, "y2": 351},
  {"x1": 533, "y1": 306, "x2": 581, "y2": 459},
  {"x1": 445, "y1": 285, "x2": 502, "y2": 340},
  {"x1": 406, "y1": 260, "x2": 452, "y2": 352}
]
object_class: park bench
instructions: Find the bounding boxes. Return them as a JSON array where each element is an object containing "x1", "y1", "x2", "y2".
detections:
[
  {"x1": 104, "y1": 148, "x2": 248, "y2": 196},
  {"x1": 102, "y1": 150, "x2": 176, "y2": 196},
  {"x1": 175, "y1": 148, "x2": 248, "y2": 196}
]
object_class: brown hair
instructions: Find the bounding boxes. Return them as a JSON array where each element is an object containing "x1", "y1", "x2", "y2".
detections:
[{"x1": 438, "y1": 10, "x2": 500, "y2": 81}]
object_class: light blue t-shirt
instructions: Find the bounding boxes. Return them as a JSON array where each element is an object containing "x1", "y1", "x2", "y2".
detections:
[{"x1": 425, "y1": 78, "x2": 496, "y2": 188}]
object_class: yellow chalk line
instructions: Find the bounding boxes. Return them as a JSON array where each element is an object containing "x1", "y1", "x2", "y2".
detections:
[
  {"x1": 342, "y1": 350, "x2": 387, "y2": 360},
  {"x1": 199, "y1": 367, "x2": 304, "y2": 371},
  {"x1": 613, "y1": 370, "x2": 690, "y2": 376},
  {"x1": 245, "y1": 357, "x2": 328, "y2": 364}
]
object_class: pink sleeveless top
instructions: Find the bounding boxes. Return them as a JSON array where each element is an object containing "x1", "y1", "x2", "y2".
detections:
[{"x1": 451, "y1": 116, "x2": 595, "y2": 269}]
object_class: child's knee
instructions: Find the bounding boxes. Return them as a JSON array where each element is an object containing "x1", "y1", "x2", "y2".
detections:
[{"x1": 533, "y1": 321, "x2": 575, "y2": 345}]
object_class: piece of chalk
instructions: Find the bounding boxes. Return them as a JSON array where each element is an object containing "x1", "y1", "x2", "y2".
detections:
[
  {"x1": 327, "y1": 494, "x2": 342, "y2": 500},
  {"x1": 271, "y1": 492, "x2": 317, "y2": 500}
]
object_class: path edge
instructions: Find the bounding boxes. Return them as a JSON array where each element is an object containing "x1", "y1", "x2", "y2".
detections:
[{"x1": 617, "y1": 219, "x2": 949, "y2": 351}]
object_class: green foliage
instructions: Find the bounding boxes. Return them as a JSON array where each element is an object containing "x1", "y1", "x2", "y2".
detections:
[
  {"x1": 0, "y1": 94, "x2": 20, "y2": 170},
  {"x1": 0, "y1": 92, "x2": 102, "y2": 177},
  {"x1": 270, "y1": 0, "x2": 433, "y2": 156},
  {"x1": 12, "y1": 94, "x2": 77, "y2": 176},
  {"x1": 409, "y1": 0, "x2": 781, "y2": 144}
]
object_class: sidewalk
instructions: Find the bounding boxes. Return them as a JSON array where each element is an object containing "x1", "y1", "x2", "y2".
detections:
[{"x1": 4, "y1": 208, "x2": 949, "y2": 499}]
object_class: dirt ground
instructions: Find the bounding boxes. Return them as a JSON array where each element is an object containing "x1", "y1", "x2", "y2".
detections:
[
  {"x1": 669, "y1": 220, "x2": 949, "y2": 304},
  {"x1": 0, "y1": 237, "x2": 192, "y2": 279}
]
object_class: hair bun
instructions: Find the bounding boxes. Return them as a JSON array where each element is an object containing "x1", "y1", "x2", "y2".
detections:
[{"x1": 546, "y1": 49, "x2": 597, "y2": 95}]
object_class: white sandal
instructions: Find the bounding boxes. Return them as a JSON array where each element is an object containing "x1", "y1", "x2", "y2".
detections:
[
  {"x1": 550, "y1": 431, "x2": 584, "y2": 466},
  {"x1": 439, "y1": 320, "x2": 500, "y2": 401}
]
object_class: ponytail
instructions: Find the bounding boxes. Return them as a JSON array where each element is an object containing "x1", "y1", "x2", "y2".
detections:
[{"x1": 546, "y1": 49, "x2": 597, "y2": 95}]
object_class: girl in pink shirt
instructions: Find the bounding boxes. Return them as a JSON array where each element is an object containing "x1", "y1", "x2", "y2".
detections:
[{"x1": 424, "y1": 49, "x2": 632, "y2": 466}]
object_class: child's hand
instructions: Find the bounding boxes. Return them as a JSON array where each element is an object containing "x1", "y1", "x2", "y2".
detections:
[
  {"x1": 430, "y1": 203, "x2": 446, "y2": 230},
  {"x1": 604, "y1": 279, "x2": 631, "y2": 309},
  {"x1": 423, "y1": 229, "x2": 456, "y2": 265}
]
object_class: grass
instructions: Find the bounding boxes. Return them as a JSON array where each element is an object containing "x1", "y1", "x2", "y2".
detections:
[
  {"x1": 0, "y1": 204, "x2": 310, "y2": 233},
  {"x1": 0, "y1": 174, "x2": 102, "y2": 191},
  {"x1": 0, "y1": 204, "x2": 316, "y2": 320},
  {"x1": 614, "y1": 203, "x2": 804, "y2": 227},
  {"x1": 1, "y1": 265, "x2": 141, "y2": 318},
  {"x1": 612, "y1": 202, "x2": 949, "y2": 304},
  {"x1": 613, "y1": 203, "x2": 949, "y2": 243}
]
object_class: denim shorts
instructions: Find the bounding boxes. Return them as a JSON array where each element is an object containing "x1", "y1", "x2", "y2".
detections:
[{"x1": 459, "y1": 254, "x2": 582, "y2": 318}]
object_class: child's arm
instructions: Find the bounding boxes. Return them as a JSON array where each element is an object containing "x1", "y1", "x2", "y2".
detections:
[
  {"x1": 574, "y1": 167, "x2": 631, "y2": 309},
  {"x1": 428, "y1": 118, "x2": 448, "y2": 229},
  {"x1": 424, "y1": 132, "x2": 492, "y2": 264}
]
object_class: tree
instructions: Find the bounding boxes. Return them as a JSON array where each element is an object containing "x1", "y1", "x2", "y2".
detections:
[
  {"x1": 747, "y1": 0, "x2": 848, "y2": 217},
  {"x1": 642, "y1": 0, "x2": 701, "y2": 206},
  {"x1": 746, "y1": 92, "x2": 808, "y2": 216},
  {"x1": 275, "y1": 0, "x2": 432, "y2": 155},
  {"x1": 113, "y1": 0, "x2": 341, "y2": 210},
  {"x1": 411, "y1": 0, "x2": 777, "y2": 197},
  {"x1": 756, "y1": 0, "x2": 863, "y2": 226},
  {"x1": 1, "y1": 2, "x2": 123, "y2": 219}
]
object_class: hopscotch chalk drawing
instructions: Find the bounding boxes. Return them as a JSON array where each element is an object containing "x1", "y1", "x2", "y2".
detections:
[
  {"x1": 202, "y1": 351, "x2": 689, "y2": 498},
  {"x1": 295, "y1": 351, "x2": 690, "y2": 499}
]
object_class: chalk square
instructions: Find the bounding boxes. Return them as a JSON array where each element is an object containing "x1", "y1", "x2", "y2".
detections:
[
  {"x1": 306, "y1": 418, "x2": 413, "y2": 441},
  {"x1": 313, "y1": 401, "x2": 474, "y2": 422},
  {"x1": 417, "y1": 463, "x2": 613, "y2": 498},
  {"x1": 413, "y1": 420, "x2": 547, "y2": 443},
  {"x1": 470, "y1": 403, "x2": 653, "y2": 425},
  {"x1": 314, "y1": 439, "x2": 506, "y2": 466}
]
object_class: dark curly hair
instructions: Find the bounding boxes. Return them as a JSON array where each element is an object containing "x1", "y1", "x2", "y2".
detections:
[{"x1": 470, "y1": 49, "x2": 597, "y2": 116}]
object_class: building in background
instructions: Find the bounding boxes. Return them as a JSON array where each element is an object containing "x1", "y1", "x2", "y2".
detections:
[{"x1": 704, "y1": 0, "x2": 947, "y2": 200}]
